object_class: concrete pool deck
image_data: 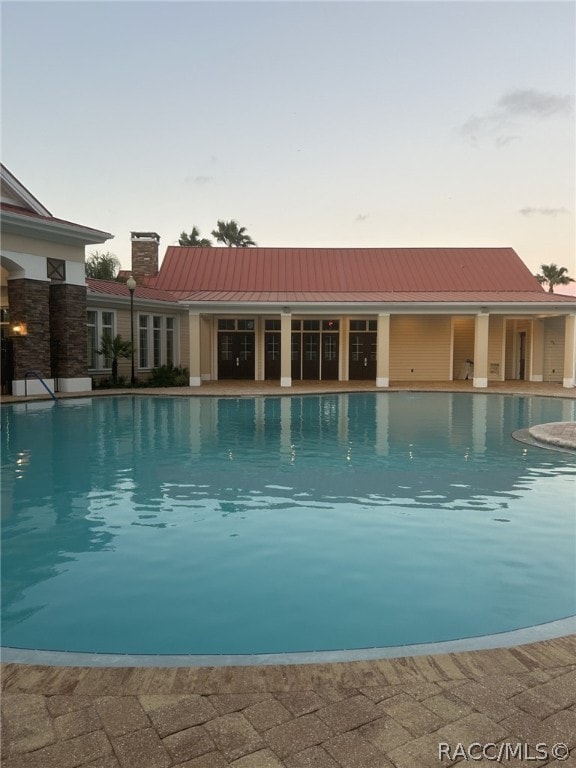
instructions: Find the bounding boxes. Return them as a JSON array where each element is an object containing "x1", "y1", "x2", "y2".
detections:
[{"x1": 2, "y1": 381, "x2": 575, "y2": 766}]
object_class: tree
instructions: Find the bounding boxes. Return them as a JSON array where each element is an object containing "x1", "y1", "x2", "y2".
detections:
[
  {"x1": 535, "y1": 263, "x2": 575, "y2": 293},
  {"x1": 179, "y1": 226, "x2": 212, "y2": 247},
  {"x1": 211, "y1": 219, "x2": 256, "y2": 247},
  {"x1": 97, "y1": 334, "x2": 133, "y2": 386},
  {"x1": 85, "y1": 251, "x2": 121, "y2": 279}
]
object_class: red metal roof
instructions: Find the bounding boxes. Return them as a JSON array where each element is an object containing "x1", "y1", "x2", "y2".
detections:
[
  {"x1": 150, "y1": 247, "x2": 546, "y2": 296},
  {"x1": 86, "y1": 278, "x2": 178, "y2": 302}
]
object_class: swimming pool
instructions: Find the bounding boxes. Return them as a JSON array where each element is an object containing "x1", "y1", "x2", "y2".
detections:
[{"x1": 1, "y1": 392, "x2": 575, "y2": 659}]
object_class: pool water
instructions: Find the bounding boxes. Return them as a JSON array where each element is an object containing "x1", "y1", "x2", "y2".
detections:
[{"x1": 1, "y1": 392, "x2": 575, "y2": 656}]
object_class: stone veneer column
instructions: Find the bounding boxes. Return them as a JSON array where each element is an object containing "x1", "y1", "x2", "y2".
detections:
[
  {"x1": 49, "y1": 283, "x2": 92, "y2": 392},
  {"x1": 7, "y1": 278, "x2": 53, "y2": 395}
]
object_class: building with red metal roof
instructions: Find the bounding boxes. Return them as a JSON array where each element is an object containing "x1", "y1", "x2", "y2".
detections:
[
  {"x1": 2, "y1": 162, "x2": 574, "y2": 393},
  {"x1": 126, "y1": 238, "x2": 574, "y2": 389}
]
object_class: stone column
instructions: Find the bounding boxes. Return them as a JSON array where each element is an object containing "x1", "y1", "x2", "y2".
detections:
[
  {"x1": 376, "y1": 312, "x2": 390, "y2": 387},
  {"x1": 563, "y1": 313, "x2": 576, "y2": 388},
  {"x1": 280, "y1": 311, "x2": 292, "y2": 387},
  {"x1": 7, "y1": 278, "x2": 53, "y2": 396},
  {"x1": 49, "y1": 283, "x2": 91, "y2": 392},
  {"x1": 473, "y1": 313, "x2": 489, "y2": 388},
  {"x1": 188, "y1": 311, "x2": 201, "y2": 386}
]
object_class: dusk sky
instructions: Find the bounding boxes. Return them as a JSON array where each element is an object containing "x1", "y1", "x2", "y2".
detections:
[{"x1": 2, "y1": 1, "x2": 574, "y2": 288}]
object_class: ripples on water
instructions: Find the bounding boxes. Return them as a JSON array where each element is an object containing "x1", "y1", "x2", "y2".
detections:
[{"x1": 1, "y1": 392, "x2": 575, "y2": 654}]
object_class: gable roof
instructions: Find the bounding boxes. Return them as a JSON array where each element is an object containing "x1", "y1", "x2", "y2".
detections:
[
  {"x1": 150, "y1": 247, "x2": 550, "y2": 303},
  {"x1": 0, "y1": 164, "x2": 113, "y2": 246}
]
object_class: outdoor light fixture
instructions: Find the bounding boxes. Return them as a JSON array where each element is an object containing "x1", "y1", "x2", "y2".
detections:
[
  {"x1": 9, "y1": 322, "x2": 27, "y2": 337},
  {"x1": 126, "y1": 276, "x2": 136, "y2": 387}
]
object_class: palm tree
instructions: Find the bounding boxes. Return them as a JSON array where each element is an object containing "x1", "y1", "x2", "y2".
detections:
[
  {"x1": 535, "y1": 264, "x2": 574, "y2": 293},
  {"x1": 179, "y1": 227, "x2": 212, "y2": 247},
  {"x1": 211, "y1": 219, "x2": 256, "y2": 247},
  {"x1": 97, "y1": 334, "x2": 133, "y2": 386}
]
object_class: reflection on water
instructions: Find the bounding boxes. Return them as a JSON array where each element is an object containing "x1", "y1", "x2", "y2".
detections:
[{"x1": 1, "y1": 393, "x2": 575, "y2": 655}]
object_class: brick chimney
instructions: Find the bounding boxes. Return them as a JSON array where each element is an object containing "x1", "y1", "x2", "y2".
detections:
[{"x1": 131, "y1": 232, "x2": 160, "y2": 281}]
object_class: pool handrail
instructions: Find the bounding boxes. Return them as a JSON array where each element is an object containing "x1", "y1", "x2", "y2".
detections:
[{"x1": 24, "y1": 371, "x2": 58, "y2": 402}]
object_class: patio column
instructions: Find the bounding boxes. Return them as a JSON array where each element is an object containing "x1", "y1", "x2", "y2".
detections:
[
  {"x1": 280, "y1": 311, "x2": 292, "y2": 387},
  {"x1": 7, "y1": 277, "x2": 54, "y2": 396},
  {"x1": 188, "y1": 311, "x2": 201, "y2": 386},
  {"x1": 563, "y1": 313, "x2": 576, "y2": 388},
  {"x1": 473, "y1": 312, "x2": 489, "y2": 388},
  {"x1": 530, "y1": 318, "x2": 544, "y2": 382},
  {"x1": 376, "y1": 312, "x2": 390, "y2": 387}
]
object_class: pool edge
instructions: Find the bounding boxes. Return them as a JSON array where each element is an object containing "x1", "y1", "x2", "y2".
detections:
[{"x1": 2, "y1": 616, "x2": 575, "y2": 667}]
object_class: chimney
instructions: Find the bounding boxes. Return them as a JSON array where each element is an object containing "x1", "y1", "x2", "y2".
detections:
[{"x1": 131, "y1": 232, "x2": 160, "y2": 281}]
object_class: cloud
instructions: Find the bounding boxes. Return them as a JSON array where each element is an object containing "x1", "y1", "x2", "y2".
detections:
[
  {"x1": 355, "y1": 213, "x2": 369, "y2": 222},
  {"x1": 498, "y1": 89, "x2": 574, "y2": 118},
  {"x1": 519, "y1": 206, "x2": 570, "y2": 217},
  {"x1": 460, "y1": 88, "x2": 574, "y2": 147},
  {"x1": 184, "y1": 175, "x2": 213, "y2": 185},
  {"x1": 494, "y1": 135, "x2": 520, "y2": 148}
]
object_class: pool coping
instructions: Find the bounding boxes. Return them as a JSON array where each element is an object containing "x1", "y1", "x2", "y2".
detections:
[{"x1": 2, "y1": 616, "x2": 575, "y2": 668}]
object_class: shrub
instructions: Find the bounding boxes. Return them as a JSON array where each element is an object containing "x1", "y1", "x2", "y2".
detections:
[{"x1": 148, "y1": 363, "x2": 189, "y2": 387}]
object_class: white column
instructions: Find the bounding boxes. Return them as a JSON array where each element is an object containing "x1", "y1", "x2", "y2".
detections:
[
  {"x1": 473, "y1": 313, "x2": 489, "y2": 388},
  {"x1": 280, "y1": 311, "x2": 292, "y2": 387},
  {"x1": 530, "y1": 318, "x2": 544, "y2": 382},
  {"x1": 188, "y1": 311, "x2": 201, "y2": 386},
  {"x1": 563, "y1": 313, "x2": 576, "y2": 388},
  {"x1": 376, "y1": 313, "x2": 390, "y2": 387}
]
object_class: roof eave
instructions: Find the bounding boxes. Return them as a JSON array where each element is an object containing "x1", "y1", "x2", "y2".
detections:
[
  {"x1": 178, "y1": 299, "x2": 576, "y2": 314},
  {"x1": 87, "y1": 292, "x2": 182, "y2": 310},
  {"x1": 2, "y1": 208, "x2": 113, "y2": 246}
]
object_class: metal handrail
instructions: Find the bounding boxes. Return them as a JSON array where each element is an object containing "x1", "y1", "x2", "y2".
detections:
[{"x1": 24, "y1": 371, "x2": 58, "y2": 402}]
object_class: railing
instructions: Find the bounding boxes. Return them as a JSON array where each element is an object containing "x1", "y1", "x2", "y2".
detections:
[{"x1": 24, "y1": 371, "x2": 58, "y2": 402}]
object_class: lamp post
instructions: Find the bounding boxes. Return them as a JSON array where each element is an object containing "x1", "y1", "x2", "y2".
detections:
[{"x1": 126, "y1": 275, "x2": 136, "y2": 388}]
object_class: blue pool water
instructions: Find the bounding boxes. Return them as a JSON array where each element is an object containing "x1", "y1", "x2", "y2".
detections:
[{"x1": 1, "y1": 392, "x2": 575, "y2": 656}]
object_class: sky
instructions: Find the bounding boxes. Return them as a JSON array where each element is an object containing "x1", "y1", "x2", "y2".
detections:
[{"x1": 2, "y1": 0, "x2": 575, "y2": 290}]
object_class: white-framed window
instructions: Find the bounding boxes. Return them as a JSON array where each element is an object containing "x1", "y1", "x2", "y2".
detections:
[
  {"x1": 137, "y1": 314, "x2": 178, "y2": 369},
  {"x1": 87, "y1": 310, "x2": 115, "y2": 370}
]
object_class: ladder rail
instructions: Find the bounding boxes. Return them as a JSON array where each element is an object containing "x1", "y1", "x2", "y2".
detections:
[{"x1": 24, "y1": 371, "x2": 58, "y2": 402}]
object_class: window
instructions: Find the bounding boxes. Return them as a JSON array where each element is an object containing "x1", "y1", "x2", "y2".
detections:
[
  {"x1": 218, "y1": 319, "x2": 235, "y2": 330},
  {"x1": 265, "y1": 319, "x2": 281, "y2": 331},
  {"x1": 303, "y1": 320, "x2": 320, "y2": 331},
  {"x1": 350, "y1": 320, "x2": 366, "y2": 331},
  {"x1": 323, "y1": 335, "x2": 337, "y2": 360},
  {"x1": 153, "y1": 316, "x2": 162, "y2": 367},
  {"x1": 139, "y1": 316, "x2": 149, "y2": 369},
  {"x1": 166, "y1": 318, "x2": 174, "y2": 365},
  {"x1": 86, "y1": 310, "x2": 115, "y2": 370},
  {"x1": 138, "y1": 314, "x2": 178, "y2": 369}
]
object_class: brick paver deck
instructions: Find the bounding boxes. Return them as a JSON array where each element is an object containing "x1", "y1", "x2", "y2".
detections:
[
  {"x1": 2, "y1": 382, "x2": 574, "y2": 766},
  {"x1": 2, "y1": 637, "x2": 576, "y2": 767}
]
